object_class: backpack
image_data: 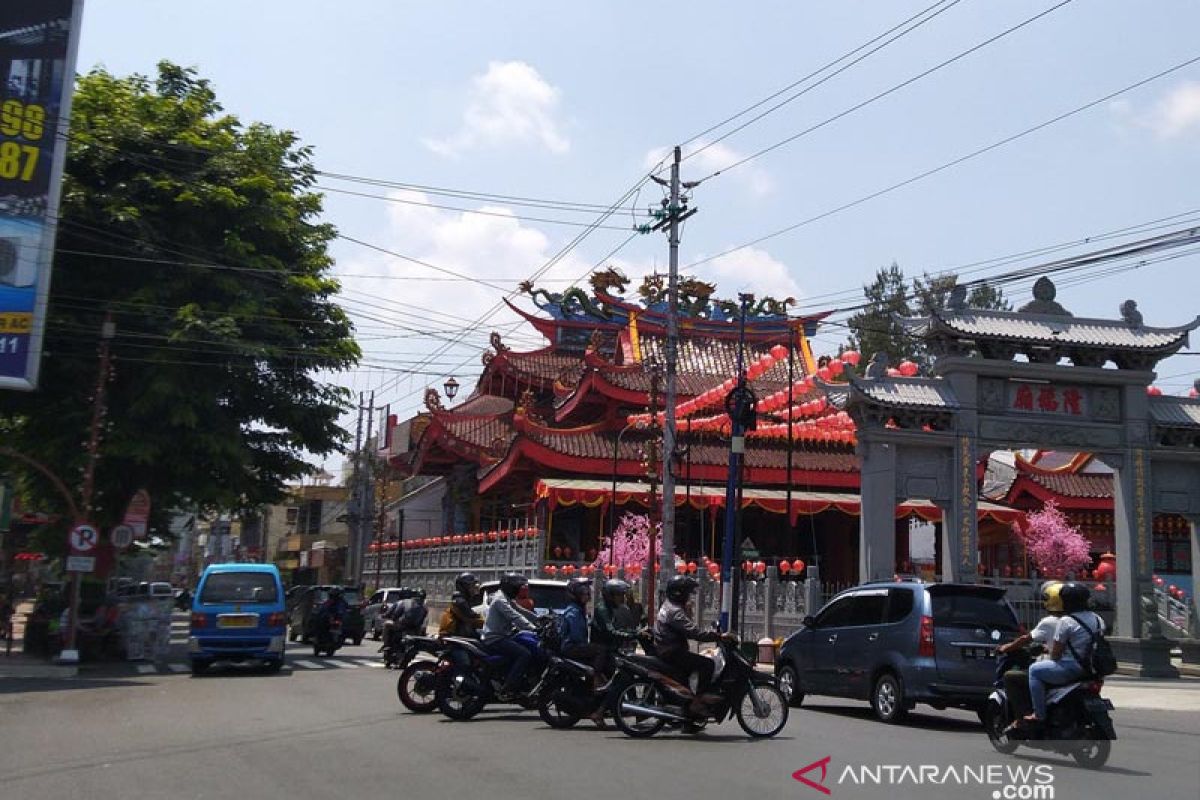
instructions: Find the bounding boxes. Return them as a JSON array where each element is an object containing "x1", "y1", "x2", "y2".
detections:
[{"x1": 1066, "y1": 613, "x2": 1117, "y2": 678}]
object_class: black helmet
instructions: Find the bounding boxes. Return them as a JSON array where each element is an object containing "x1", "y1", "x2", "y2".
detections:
[
  {"x1": 566, "y1": 577, "x2": 592, "y2": 603},
  {"x1": 455, "y1": 572, "x2": 480, "y2": 596},
  {"x1": 1059, "y1": 582, "x2": 1091, "y2": 613},
  {"x1": 665, "y1": 575, "x2": 699, "y2": 603},
  {"x1": 414, "y1": 587, "x2": 427, "y2": 602},
  {"x1": 499, "y1": 572, "x2": 528, "y2": 599},
  {"x1": 601, "y1": 579, "x2": 630, "y2": 604}
]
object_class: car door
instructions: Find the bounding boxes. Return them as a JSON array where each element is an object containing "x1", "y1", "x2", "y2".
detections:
[
  {"x1": 803, "y1": 595, "x2": 857, "y2": 694},
  {"x1": 829, "y1": 590, "x2": 888, "y2": 699}
]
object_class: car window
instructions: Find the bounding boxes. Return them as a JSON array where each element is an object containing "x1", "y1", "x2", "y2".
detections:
[
  {"x1": 929, "y1": 589, "x2": 1019, "y2": 631},
  {"x1": 815, "y1": 596, "x2": 856, "y2": 628},
  {"x1": 343, "y1": 590, "x2": 361, "y2": 605},
  {"x1": 846, "y1": 592, "x2": 887, "y2": 626},
  {"x1": 200, "y1": 573, "x2": 279, "y2": 604},
  {"x1": 886, "y1": 588, "x2": 914, "y2": 623},
  {"x1": 369, "y1": 592, "x2": 383, "y2": 605}
]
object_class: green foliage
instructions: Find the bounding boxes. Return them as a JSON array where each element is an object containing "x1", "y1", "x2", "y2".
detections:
[
  {"x1": 845, "y1": 264, "x2": 1009, "y2": 369},
  {"x1": 0, "y1": 63, "x2": 359, "y2": 524}
]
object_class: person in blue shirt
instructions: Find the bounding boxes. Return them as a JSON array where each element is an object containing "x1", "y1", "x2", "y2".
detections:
[{"x1": 561, "y1": 577, "x2": 606, "y2": 683}]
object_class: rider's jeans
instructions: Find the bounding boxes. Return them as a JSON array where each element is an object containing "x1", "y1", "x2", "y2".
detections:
[
  {"x1": 487, "y1": 636, "x2": 532, "y2": 694},
  {"x1": 1028, "y1": 659, "x2": 1083, "y2": 719}
]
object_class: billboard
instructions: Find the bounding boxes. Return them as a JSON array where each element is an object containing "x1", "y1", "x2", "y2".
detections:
[{"x1": 0, "y1": 0, "x2": 84, "y2": 390}]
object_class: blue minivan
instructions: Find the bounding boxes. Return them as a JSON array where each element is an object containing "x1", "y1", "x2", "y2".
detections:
[{"x1": 189, "y1": 564, "x2": 287, "y2": 674}]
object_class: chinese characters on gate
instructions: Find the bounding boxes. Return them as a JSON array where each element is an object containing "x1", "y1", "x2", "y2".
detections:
[{"x1": 1009, "y1": 383, "x2": 1087, "y2": 417}]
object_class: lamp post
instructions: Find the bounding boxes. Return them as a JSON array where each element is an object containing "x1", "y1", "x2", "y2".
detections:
[
  {"x1": 443, "y1": 376, "x2": 460, "y2": 401},
  {"x1": 720, "y1": 295, "x2": 753, "y2": 633}
]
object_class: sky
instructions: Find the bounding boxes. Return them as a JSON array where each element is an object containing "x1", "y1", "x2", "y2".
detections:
[{"x1": 73, "y1": 0, "x2": 1200, "y2": 455}]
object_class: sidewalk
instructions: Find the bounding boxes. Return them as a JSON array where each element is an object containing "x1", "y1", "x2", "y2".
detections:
[
  {"x1": 0, "y1": 600, "x2": 78, "y2": 679},
  {"x1": 1102, "y1": 674, "x2": 1200, "y2": 712}
]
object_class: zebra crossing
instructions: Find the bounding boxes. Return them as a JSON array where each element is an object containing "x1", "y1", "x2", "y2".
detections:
[{"x1": 126, "y1": 655, "x2": 388, "y2": 675}]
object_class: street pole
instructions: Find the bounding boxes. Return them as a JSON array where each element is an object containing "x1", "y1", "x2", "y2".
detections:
[
  {"x1": 62, "y1": 313, "x2": 115, "y2": 664},
  {"x1": 786, "y1": 321, "x2": 796, "y2": 555},
  {"x1": 645, "y1": 368, "x2": 661, "y2": 612},
  {"x1": 609, "y1": 421, "x2": 637, "y2": 569},
  {"x1": 357, "y1": 392, "x2": 375, "y2": 587},
  {"x1": 348, "y1": 394, "x2": 364, "y2": 584},
  {"x1": 660, "y1": 145, "x2": 681, "y2": 584},
  {"x1": 719, "y1": 296, "x2": 752, "y2": 633}
]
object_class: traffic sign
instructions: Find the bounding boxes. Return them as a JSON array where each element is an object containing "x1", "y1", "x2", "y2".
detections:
[
  {"x1": 69, "y1": 524, "x2": 99, "y2": 553},
  {"x1": 110, "y1": 525, "x2": 134, "y2": 549},
  {"x1": 66, "y1": 556, "x2": 95, "y2": 573}
]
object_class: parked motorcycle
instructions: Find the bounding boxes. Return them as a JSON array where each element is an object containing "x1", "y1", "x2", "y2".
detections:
[
  {"x1": 984, "y1": 674, "x2": 1116, "y2": 769},
  {"x1": 608, "y1": 635, "x2": 789, "y2": 739},
  {"x1": 312, "y1": 614, "x2": 344, "y2": 658},
  {"x1": 394, "y1": 635, "x2": 448, "y2": 713},
  {"x1": 434, "y1": 616, "x2": 560, "y2": 721}
]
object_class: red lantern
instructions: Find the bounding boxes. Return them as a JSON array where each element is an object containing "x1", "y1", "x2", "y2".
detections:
[
  {"x1": 754, "y1": 560, "x2": 766, "y2": 574},
  {"x1": 686, "y1": 561, "x2": 697, "y2": 574},
  {"x1": 898, "y1": 360, "x2": 919, "y2": 377},
  {"x1": 791, "y1": 559, "x2": 806, "y2": 574},
  {"x1": 828, "y1": 359, "x2": 844, "y2": 376},
  {"x1": 603, "y1": 564, "x2": 616, "y2": 577},
  {"x1": 779, "y1": 561, "x2": 791, "y2": 575},
  {"x1": 1094, "y1": 583, "x2": 1106, "y2": 592},
  {"x1": 1168, "y1": 584, "x2": 1178, "y2": 594},
  {"x1": 544, "y1": 565, "x2": 558, "y2": 576},
  {"x1": 842, "y1": 350, "x2": 861, "y2": 367},
  {"x1": 451, "y1": 535, "x2": 462, "y2": 545},
  {"x1": 770, "y1": 344, "x2": 788, "y2": 359},
  {"x1": 562, "y1": 564, "x2": 576, "y2": 576},
  {"x1": 1147, "y1": 385, "x2": 1163, "y2": 396},
  {"x1": 488, "y1": 531, "x2": 498, "y2": 542},
  {"x1": 1154, "y1": 576, "x2": 1165, "y2": 586},
  {"x1": 817, "y1": 366, "x2": 832, "y2": 381}
]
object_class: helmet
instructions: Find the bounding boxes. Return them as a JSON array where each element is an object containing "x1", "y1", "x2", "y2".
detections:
[
  {"x1": 1059, "y1": 582, "x2": 1091, "y2": 613},
  {"x1": 455, "y1": 572, "x2": 480, "y2": 596},
  {"x1": 329, "y1": 587, "x2": 343, "y2": 599},
  {"x1": 601, "y1": 579, "x2": 630, "y2": 604},
  {"x1": 665, "y1": 575, "x2": 699, "y2": 603},
  {"x1": 1040, "y1": 581, "x2": 1064, "y2": 614},
  {"x1": 566, "y1": 577, "x2": 592, "y2": 603},
  {"x1": 498, "y1": 572, "x2": 528, "y2": 599}
]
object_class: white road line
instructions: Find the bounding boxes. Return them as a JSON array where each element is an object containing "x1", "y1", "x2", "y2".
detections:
[
  {"x1": 135, "y1": 664, "x2": 156, "y2": 674},
  {"x1": 327, "y1": 660, "x2": 359, "y2": 668},
  {"x1": 291, "y1": 660, "x2": 323, "y2": 669},
  {"x1": 357, "y1": 660, "x2": 385, "y2": 668},
  {"x1": 167, "y1": 663, "x2": 189, "y2": 673}
]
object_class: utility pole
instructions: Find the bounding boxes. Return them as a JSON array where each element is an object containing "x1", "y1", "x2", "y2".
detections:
[
  {"x1": 62, "y1": 313, "x2": 115, "y2": 664},
  {"x1": 720, "y1": 296, "x2": 755, "y2": 632},
  {"x1": 358, "y1": 392, "x2": 375, "y2": 587},
  {"x1": 646, "y1": 145, "x2": 698, "y2": 585},
  {"x1": 347, "y1": 393, "x2": 364, "y2": 584},
  {"x1": 645, "y1": 367, "x2": 661, "y2": 612}
]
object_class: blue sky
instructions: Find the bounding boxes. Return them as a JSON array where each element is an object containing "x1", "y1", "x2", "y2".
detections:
[{"x1": 75, "y1": 0, "x2": 1200, "y2": 431}]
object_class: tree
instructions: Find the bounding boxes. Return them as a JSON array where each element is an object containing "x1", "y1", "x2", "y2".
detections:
[
  {"x1": 595, "y1": 512, "x2": 661, "y2": 569},
  {"x1": 0, "y1": 63, "x2": 359, "y2": 539},
  {"x1": 845, "y1": 264, "x2": 1009, "y2": 370},
  {"x1": 1016, "y1": 501, "x2": 1092, "y2": 579}
]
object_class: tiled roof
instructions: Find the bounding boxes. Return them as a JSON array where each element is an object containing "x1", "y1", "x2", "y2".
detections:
[
  {"x1": 1150, "y1": 398, "x2": 1200, "y2": 427},
  {"x1": 1026, "y1": 471, "x2": 1112, "y2": 499},
  {"x1": 608, "y1": 336, "x2": 791, "y2": 395},
  {"x1": 503, "y1": 350, "x2": 583, "y2": 383},
  {"x1": 849, "y1": 377, "x2": 960, "y2": 409},
  {"x1": 452, "y1": 394, "x2": 514, "y2": 416},
  {"x1": 927, "y1": 310, "x2": 1198, "y2": 350},
  {"x1": 441, "y1": 416, "x2": 516, "y2": 451}
]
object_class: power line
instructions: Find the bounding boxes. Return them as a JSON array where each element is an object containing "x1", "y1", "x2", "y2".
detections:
[
  {"x1": 694, "y1": 0, "x2": 1074, "y2": 183},
  {"x1": 687, "y1": 51, "x2": 1200, "y2": 271}
]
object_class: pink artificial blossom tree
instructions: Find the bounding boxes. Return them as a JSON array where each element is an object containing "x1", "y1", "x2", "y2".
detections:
[
  {"x1": 1015, "y1": 500, "x2": 1092, "y2": 579},
  {"x1": 595, "y1": 512, "x2": 662, "y2": 569}
]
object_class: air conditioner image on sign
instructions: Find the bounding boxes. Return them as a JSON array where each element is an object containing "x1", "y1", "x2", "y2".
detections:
[{"x1": 0, "y1": 217, "x2": 42, "y2": 288}]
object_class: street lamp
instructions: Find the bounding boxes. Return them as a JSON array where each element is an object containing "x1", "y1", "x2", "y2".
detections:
[{"x1": 443, "y1": 376, "x2": 460, "y2": 400}]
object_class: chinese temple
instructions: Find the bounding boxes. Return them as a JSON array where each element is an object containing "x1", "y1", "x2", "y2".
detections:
[{"x1": 383, "y1": 269, "x2": 1029, "y2": 587}]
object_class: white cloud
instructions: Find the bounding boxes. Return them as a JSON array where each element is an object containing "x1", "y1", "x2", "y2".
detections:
[
  {"x1": 644, "y1": 140, "x2": 774, "y2": 197},
  {"x1": 1113, "y1": 81, "x2": 1200, "y2": 139},
  {"x1": 423, "y1": 61, "x2": 570, "y2": 157},
  {"x1": 703, "y1": 247, "x2": 801, "y2": 301}
]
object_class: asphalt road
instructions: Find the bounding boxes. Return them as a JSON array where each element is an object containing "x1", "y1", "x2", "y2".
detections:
[{"x1": 2, "y1": 639, "x2": 1198, "y2": 800}]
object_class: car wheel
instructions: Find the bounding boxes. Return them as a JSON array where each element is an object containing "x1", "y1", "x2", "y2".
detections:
[
  {"x1": 264, "y1": 659, "x2": 284, "y2": 674},
  {"x1": 776, "y1": 664, "x2": 805, "y2": 708},
  {"x1": 190, "y1": 659, "x2": 211, "y2": 676},
  {"x1": 871, "y1": 672, "x2": 908, "y2": 724}
]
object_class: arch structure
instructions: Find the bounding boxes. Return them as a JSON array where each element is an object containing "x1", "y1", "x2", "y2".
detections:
[{"x1": 819, "y1": 277, "x2": 1200, "y2": 676}]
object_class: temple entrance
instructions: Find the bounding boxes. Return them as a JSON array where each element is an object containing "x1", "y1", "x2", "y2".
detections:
[{"x1": 829, "y1": 277, "x2": 1200, "y2": 676}]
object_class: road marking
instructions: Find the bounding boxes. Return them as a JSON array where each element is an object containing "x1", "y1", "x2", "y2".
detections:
[
  {"x1": 136, "y1": 664, "x2": 156, "y2": 674},
  {"x1": 291, "y1": 660, "x2": 323, "y2": 669},
  {"x1": 327, "y1": 660, "x2": 359, "y2": 668},
  {"x1": 167, "y1": 663, "x2": 189, "y2": 673},
  {"x1": 357, "y1": 660, "x2": 385, "y2": 668}
]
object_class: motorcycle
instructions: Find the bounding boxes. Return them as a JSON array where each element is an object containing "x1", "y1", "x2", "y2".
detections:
[
  {"x1": 312, "y1": 614, "x2": 344, "y2": 658},
  {"x1": 394, "y1": 634, "x2": 448, "y2": 713},
  {"x1": 535, "y1": 652, "x2": 612, "y2": 729},
  {"x1": 984, "y1": 670, "x2": 1116, "y2": 769},
  {"x1": 434, "y1": 616, "x2": 560, "y2": 721},
  {"x1": 608, "y1": 634, "x2": 789, "y2": 739}
]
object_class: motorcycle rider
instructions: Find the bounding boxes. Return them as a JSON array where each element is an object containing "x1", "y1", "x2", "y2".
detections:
[
  {"x1": 482, "y1": 572, "x2": 539, "y2": 701},
  {"x1": 384, "y1": 588, "x2": 428, "y2": 655},
  {"x1": 996, "y1": 581, "x2": 1062, "y2": 719},
  {"x1": 314, "y1": 586, "x2": 348, "y2": 642},
  {"x1": 653, "y1": 575, "x2": 725, "y2": 698},
  {"x1": 561, "y1": 577, "x2": 607, "y2": 681},
  {"x1": 591, "y1": 578, "x2": 640, "y2": 655},
  {"x1": 1024, "y1": 582, "x2": 1105, "y2": 728},
  {"x1": 438, "y1": 572, "x2": 484, "y2": 638}
]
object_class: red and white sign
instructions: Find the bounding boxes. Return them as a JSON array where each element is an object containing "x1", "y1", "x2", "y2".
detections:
[
  {"x1": 69, "y1": 523, "x2": 99, "y2": 554},
  {"x1": 122, "y1": 489, "x2": 152, "y2": 539}
]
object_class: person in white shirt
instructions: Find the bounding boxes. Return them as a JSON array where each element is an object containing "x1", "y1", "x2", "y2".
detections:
[{"x1": 1025, "y1": 583, "x2": 1104, "y2": 726}]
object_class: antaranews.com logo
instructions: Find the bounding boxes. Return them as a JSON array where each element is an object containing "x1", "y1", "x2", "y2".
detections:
[{"x1": 793, "y1": 756, "x2": 1056, "y2": 798}]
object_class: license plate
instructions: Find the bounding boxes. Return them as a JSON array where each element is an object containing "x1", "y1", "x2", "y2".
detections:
[
  {"x1": 961, "y1": 646, "x2": 995, "y2": 660},
  {"x1": 217, "y1": 614, "x2": 259, "y2": 628}
]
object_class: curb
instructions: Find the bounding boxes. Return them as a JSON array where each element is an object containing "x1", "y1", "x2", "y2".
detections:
[{"x1": 0, "y1": 662, "x2": 79, "y2": 679}]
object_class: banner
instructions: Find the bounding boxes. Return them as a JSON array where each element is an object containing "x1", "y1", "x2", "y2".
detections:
[
  {"x1": 122, "y1": 488, "x2": 151, "y2": 540},
  {"x1": 0, "y1": 1, "x2": 85, "y2": 390}
]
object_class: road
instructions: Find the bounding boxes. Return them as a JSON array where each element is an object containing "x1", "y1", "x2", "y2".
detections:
[{"x1": 2, "y1": 632, "x2": 1198, "y2": 800}]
